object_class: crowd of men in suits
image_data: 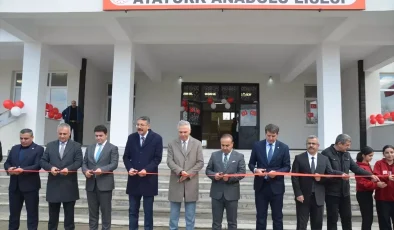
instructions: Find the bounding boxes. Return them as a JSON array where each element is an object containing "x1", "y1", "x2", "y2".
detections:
[{"x1": 2, "y1": 116, "x2": 389, "y2": 230}]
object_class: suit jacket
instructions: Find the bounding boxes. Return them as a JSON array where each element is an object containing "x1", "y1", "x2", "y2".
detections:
[
  {"x1": 248, "y1": 140, "x2": 291, "y2": 194},
  {"x1": 123, "y1": 129, "x2": 163, "y2": 196},
  {"x1": 82, "y1": 142, "x2": 119, "y2": 192},
  {"x1": 4, "y1": 142, "x2": 44, "y2": 192},
  {"x1": 167, "y1": 136, "x2": 204, "y2": 202},
  {"x1": 291, "y1": 152, "x2": 341, "y2": 206},
  {"x1": 205, "y1": 150, "x2": 246, "y2": 201},
  {"x1": 40, "y1": 140, "x2": 83, "y2": 202}
]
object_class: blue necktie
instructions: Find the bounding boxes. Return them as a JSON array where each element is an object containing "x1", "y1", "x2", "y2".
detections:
[
  {"x1": 267, "y1": 144, "x2": 273, "y2": 163},
  {"x1": 95, "y1": 144, "x2": 103, "y2": 162}
]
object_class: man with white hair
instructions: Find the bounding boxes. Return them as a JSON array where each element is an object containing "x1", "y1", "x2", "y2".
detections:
[{"x1": 167, "y1": 120, "x2": 204, "y2": 230}]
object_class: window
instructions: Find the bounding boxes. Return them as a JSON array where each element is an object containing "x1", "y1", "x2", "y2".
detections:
[
  {"x1": 304, "y1": 85, "x2": 318, "y2": 125},
  {"x1": 222, "y1": 112, "x2": 235, "y2": 121},
  {"x1": 12, "y1": 72, "x2": 68, "y2": 111},
  {"x1": 380, "y1": 73, "x2": 394, "y2": 116}
]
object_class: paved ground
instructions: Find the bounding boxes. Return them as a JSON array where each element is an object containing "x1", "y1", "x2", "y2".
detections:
[{"x1": 0, "y1": 221, "x2": 130, "y2": 229}]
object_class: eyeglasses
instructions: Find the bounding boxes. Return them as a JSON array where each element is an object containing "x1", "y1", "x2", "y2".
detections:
[{"x1": 136, "y1": 124, "x2": 148, "y2": 127}]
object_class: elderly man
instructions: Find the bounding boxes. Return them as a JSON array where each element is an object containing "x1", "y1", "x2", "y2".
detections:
[
  {"x1": 322, "y1": 134, "x2": 380, "y2": 230},
  {"x1": 4, "y1": 129, "x2": 44, "y2": 230},
  {"x1": 167, "y1": 120, "x2": 204, "y2": 230},
  {"x1": 123, "y1": 116, "x2": 163, "y2": 230},
  {"x1": 40, "y1": 123, "x2": 83, "y2": 230},
  {"x1": 206, "y1": 134, "x2": 246, "y2": 230}
]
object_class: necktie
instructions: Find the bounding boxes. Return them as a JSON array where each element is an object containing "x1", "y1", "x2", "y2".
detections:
[
  {"x1": 311, "y1": 156, "x2": 316, "y2": 192},
  {"x1": 182, "y1": 141, "x2": 187, "y2": 154},
  {"x1": 141, "y1": 137, "x2": 145, "y2": 146},
  {"x1": 223, "y1": 154, "x2": 228, "y2": 168},
  {"x1": 267, "y1": 144, "x2": 273, "y2": 163},
  {"x1": 59, "y1": 142, "x2": 65, "y2": 159},
  {"x1": 95, "y1": 144, "x2": 103, "y2": 162}
]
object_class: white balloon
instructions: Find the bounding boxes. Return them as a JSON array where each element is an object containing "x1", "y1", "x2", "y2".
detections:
[
  {"x1": 221, "y1": 99, "x2": 227, "y2": 104},
  {"x1": 211, "y1": 103, "x2": 217, "y2": 109},
  {"x1": 10, "y1": 106, "x2": 22, "y2": 117},
  {"x1": 225, "y1": 103, "x2": 231, "y2": 109},
  {"x1": 180, "y1": 106, "x2": 185, "y2": 112}
]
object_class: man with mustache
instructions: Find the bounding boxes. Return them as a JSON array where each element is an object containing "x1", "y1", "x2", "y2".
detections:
[
  {"x1": 291, "y1": 135, "x2": 342, "y2": 230},
  {"x1": 123, "y1": 116, "x2": 163, "y2": 230}
]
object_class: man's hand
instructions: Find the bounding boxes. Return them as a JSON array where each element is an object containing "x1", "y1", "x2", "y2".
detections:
[
  {"x1": 341, "y1": 173, "x2": 350, "y2": 181},
  {"x1": 314, "y1": 173, "x2": 321, "y2": 182},
  {"x1": 51, "y1": 167, "x2": 59, "y2": 176},
  {"x1": 138, "y1": 169, "x2": 147, "y2": 177},
  {"x1": 178, "y1": 171, "x2": 189, "y2": 182},
  {"x1": 223, "y1": 174, "x2": 229, "y2": 182},
  {"x1": 85, "y1": 170, "x2": 93, "y2": 178},
  {"x1": 268, "y1": 170, "x2": 276, "y2": 179},
  {"x1": 377, "y1": 182, "x2": 387, "y2": 188},
  {"x1": 128, "y1": 168, "x2": 138, "y2": 176},
  {"x1": 214, "y1": 173, "x2": 223, "y2": 181},
  {"x1": 94, "y1": 168, "x2": 102, "y2": 176},
  {"x1": 255, "y1": 168, "x2": 266, "y2": 177},
  {"x1": 8, "y1": 167, "x2": 16, "y2": 175},
  {"x1": 296, "y1": 195, "x2": 304, "y2": 203},
  {"x1": 13, "y1": 168, "x2": 24, "y2": 175},
  {"x1": 60, "y1": 168, "x2": 68, "y2": 176},
  {"x1": 371, "y1": 175, "x2": 380, "y2": 182}
]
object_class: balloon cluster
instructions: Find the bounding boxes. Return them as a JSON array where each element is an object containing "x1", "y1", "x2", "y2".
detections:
[
  {"x1": 46, "y1": 103, "x2": 62, "y2": 120},
  {"x1": 2, "y1": 99, "x2": 24, "y2": 116},
  {"x1": 207, "y1": 97, "x2": 234, "y2": 110},
  {"x1": 369, "y1": 112, "x2": 394, "y2": 125}
]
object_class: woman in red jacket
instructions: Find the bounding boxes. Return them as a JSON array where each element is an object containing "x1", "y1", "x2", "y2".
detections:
[
  {"x1": 356, "y1": 146, "x2": 387, "y2": 230},
  {"x1": 373, "y1": 145, "x2": 394, "y2": 230}
]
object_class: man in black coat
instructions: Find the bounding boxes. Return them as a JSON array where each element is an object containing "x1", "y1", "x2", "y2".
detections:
[
  {"x1": 322, "y1": 134, "x2": 380, "y2": 230},
  {"x1": 40, "y1": 123, "x2": 83, "y2": 230},
  {"x1": 4, "y1": 129, "x2": 44, "y2": 230},
  {"x1": 291, "y1": 135, "x2": 342, "y2": 230}
]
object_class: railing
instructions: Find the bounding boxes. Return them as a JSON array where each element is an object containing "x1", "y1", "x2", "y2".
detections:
[{"x1": 0, "y1": 110, "x2": 23, "y2": 128}]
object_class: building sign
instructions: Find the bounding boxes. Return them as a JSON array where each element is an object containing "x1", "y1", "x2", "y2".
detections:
[{"x1": 104, "y1": 0, "x2": 365, "y2": 10}]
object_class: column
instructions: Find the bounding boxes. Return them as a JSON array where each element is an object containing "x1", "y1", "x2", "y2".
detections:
[
  {"x1": 109, "y1": 43, "x2": 135, "y2": 147},
  {"x1": 21, "y1": 42, "x2": 48, "y2": 145},
  {"x1": 317, "y1": 43, "x2": 343, "y2": 148}
]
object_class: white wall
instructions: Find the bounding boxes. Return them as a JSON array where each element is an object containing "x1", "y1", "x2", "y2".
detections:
[
  {"x1": 341, "y1": 63, "x2": 360, "y2": 149},
  {"x1": 132, "y1": 73, "x2": 317, "y2": 149},
  {"x1": 82, "y1": 62, "x2": 107, "y2": 145},
  {"x1": 368, "y1": 124, "x2": 394, "y2": 150}
]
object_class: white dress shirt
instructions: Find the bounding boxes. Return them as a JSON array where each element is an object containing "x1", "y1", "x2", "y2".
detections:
[
  {"x1": 307, "y1": 152, "x2": 317, "y2": 169},
  {"x1": 94, "y1": 140, "x2": 107, "y2": 159}
]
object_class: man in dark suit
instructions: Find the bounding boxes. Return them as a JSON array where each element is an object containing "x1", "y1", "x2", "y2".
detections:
[
  {"x1": 40, "y1": 123, "x2": 83, "y2": 230},
  {"x1": 123, "y1": 116, "x2": 163, "y2": 230},
  {"x1": 206, "y1": 134, "x2": 246, "y2": 230},
  {"x1": 82, "y1": 125, "x2": 119, "y2": 230},
  {"x1": 248, "y1": 124, "x2": 291, "y2": 230},
  {"x1": 321, "y1": 134, "x2": 380, "y2": 230},
  {"x1": 291, "y1": 135, "x2": 343, "y2": 230},
  {"x1": 4, "y1": 128, "x2": 44, "y2": 230}
]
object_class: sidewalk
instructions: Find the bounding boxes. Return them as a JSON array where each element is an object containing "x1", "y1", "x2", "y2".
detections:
[{"x1": 0, "y1": 221, "x2": 130, "y2": 229}]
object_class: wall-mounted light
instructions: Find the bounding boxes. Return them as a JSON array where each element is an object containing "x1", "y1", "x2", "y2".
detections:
[{"x1": 268, "y1": 76, "x2": 274, "y2": 85}]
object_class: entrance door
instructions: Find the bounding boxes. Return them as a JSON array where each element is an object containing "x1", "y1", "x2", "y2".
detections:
[
  {"x1": 184, "y1": 101, "x2": 203, "y2": 141},
  {"x1": 238, "y1": 104, "x2": 259, "y2": 149}
]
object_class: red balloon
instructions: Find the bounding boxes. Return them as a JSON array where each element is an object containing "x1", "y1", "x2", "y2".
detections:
[
  {"x1": 383, "y1": 112, "x2": 391, "y2": 119},
  {"x1": 54, "y1": 113, "x2": 62, "y2": 119},
  {"x1": 181, "y1": 100, "x2": 188, "y2": 107},
  {"x1": 227, "y1": 97, "x2": 234, "y2": 104},
  {"x1": 376, "y1": 114, "x2": 383, "y2": 119},
  {"x1": 14, "y1": 100, "x2": 24, "y2": 109},
  {"x1": 48, "y1": 112, "x2": 55, "y2": 119},
  {"x1": 47, "y1": 104, "x2": 53, "y2": 111},
  {"x1": 391, "y1": 112, "x2": 394, "y2": 117},
  {"x1": 369, "y1": 115, "x2": 376, "y2": 120},
  {"x1": 207, "y1": 97, "x2": 213, "y2": 104},
  {"x1": 52, "y1": 108, "x2": 59, "y2": 114},
  {"x1": 370, "y1": 119, "x2": 376, "y2": 125},
  {"x1": 3, "y1": 99, "x2": 14, "y2": 110},
  {"x1": 377, "y1": 118, "x2": 385, "y2": 124}
]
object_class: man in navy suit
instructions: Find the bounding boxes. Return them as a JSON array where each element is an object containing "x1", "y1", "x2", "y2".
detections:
[
  {"x1": 123, "y1": 116, "x2": 163, "y2": 230},
  {"x1": 248, "y1": 124, "x2": 291, "y2": 230},
  {"x1": 4, "y1": 128, "x2": 44, "y2": 230}
]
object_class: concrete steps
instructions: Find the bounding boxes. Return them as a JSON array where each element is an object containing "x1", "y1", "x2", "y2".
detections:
[{"x1": 0, "y1": 149, "x2": 379, "y2": 229}]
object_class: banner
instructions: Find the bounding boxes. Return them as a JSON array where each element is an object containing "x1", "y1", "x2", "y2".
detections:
[{"x1": 104, "y1": 0, "x2": 365, "y2": 11}]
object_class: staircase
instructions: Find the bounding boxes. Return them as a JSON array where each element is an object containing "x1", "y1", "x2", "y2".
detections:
[{"x1": 0, "y1": 148, "x2": 381, "y2": 229}]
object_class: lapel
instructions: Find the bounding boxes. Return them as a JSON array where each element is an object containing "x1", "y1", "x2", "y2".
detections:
[
  {"x1": 141, "y1": 130, "x2": 154, "y2": 149},
  {"x1": 89, "y1": 144, "x2": 96, "y2": 163},
  {"x1": 185, "y1": 138, "x2": 193, "y2": 156},
  {"x1": 315, "y1": 153, "x2": 324, "y2": 173},
  {"x1": 261, "y1": 141, "x2": 268, "y2": 164},
  {"x1": 59, "y1": 140, "x2": 73, "y2": 160},
  {"x1": 269, "y1": 142, "x2": 281, "y2": 165},
  {"x1": 96, "y1": 143, "x2": 110, "y2": 163},
  {"x1": 302, "y1": 152, "x2": 312, "y2": 174}
]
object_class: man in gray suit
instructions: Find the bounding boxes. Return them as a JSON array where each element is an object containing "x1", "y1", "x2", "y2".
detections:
[
  {"x1": 167, "y1": 120, "x2": 204, "y2": 230},
  {"x1": 40, "y1": 123, "x2": 83, "y2": 230},
  {"x1": 206, "y1": 134, "x2": 246, "y2": 230},
  {"x1": 82, "y1": 125, "x2": 119, "y2": 230}
]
